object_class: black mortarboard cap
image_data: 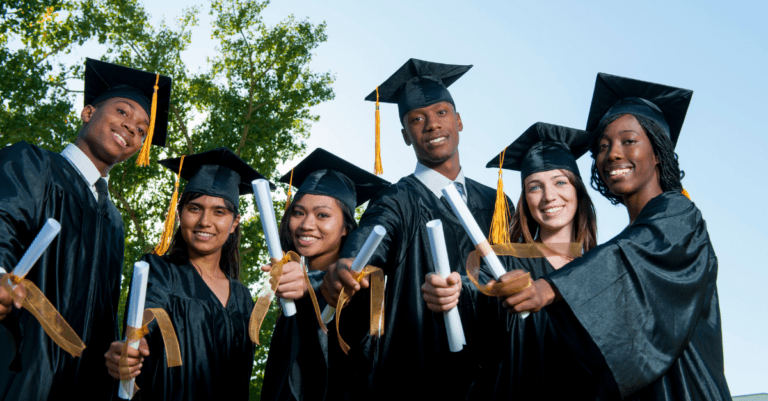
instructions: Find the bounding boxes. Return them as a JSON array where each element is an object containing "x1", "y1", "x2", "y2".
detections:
[
  {"x1": 84, "y1": 58, "x2": 172, "y2": 147},
  {"x1": 364, "y1": 58, "x2": 472, "y2": 123},
  {"x1": 279, "y1": 148, "x2": 390, "y2": 213},
  {"x1": 487, "y1": 122, "x2": 591, "y2": 179},
  {"x1": 158, "y1": 147, "x2": 273, "y2": 210},
  {"x1": 586, "y1": 73, "x2": 693, "y2": 148}
]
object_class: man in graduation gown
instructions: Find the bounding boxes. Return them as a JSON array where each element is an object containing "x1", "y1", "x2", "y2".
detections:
[
  {"x1": 0, "y1": 58, "x2": 172, "y2": 400},
  {"x1": 321, "y1": 58, "x2": 513, "y2": 400}
]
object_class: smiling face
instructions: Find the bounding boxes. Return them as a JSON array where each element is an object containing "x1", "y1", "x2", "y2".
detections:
[
  {"x1": 78, "y1": 97, "x2": 149, "y2": 171},
  {"x1": 524, "y1": 169, "x2": 578, "y2": 239},
  {"x1": 288, "y1": 194, "x2": 348, "y2": 270},
  {"x1": 401, "y1": 101, "x2": 462, "y2": 168},
  {"x1": 179, "y1": 195, "x2": 240, "y2": 259},
  {"x1": 595, "y1": 114, "x2": 662, "y2": 201}
]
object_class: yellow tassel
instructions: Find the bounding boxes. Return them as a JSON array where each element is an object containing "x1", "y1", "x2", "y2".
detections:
[
  {"x1": 489, "y1": 149, "x2": 511, "y2": 245},
  {"x1": 374, "y1": 86, "x2": 383, "y2": 175},
  {"x1": 136, "y1": 74, "x2": 160, "y2": 167},
  {"x1": 284, "y1": 168, "x2": 294, "y2": 211},
  {"x1": 681, "y1": 188, "x2": 691, "y2": 200},
  {"x1": 153, "y1": 155, "x2": 185, "y2": 255}
]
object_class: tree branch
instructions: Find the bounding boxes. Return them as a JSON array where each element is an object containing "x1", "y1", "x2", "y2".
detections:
[
  {"x1": 109, "y1": 184, "x2": 147, "y2": 249},
  {"x1": 240, "y1": 246, "x2": 254, "y2": 255},
  {"x1": 171, "y1": 104, "x2": 194, "y2": 154},
  {"x1": 235, "y1": 54, "x2": 275, "y2": 156}
]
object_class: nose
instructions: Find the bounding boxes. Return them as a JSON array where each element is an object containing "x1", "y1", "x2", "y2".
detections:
[
  {"x1": 425, "y1": 114, "x2": 441, "y2": 132},
  {"x1": 122, "y1": 119, "x2": 138, "y2": 137},
  {"x1": 198, "y1": 209, "x2": 213, "y2": 227},
  {"x1": 607, "y1": 140, "x2": 623, "y2": 161},
  {"x1": 542, "y1": 184, "x2": 557, "y2": 202},
  {"x1": 299, "y1": 214, "x2": 316, "y2": 230}
]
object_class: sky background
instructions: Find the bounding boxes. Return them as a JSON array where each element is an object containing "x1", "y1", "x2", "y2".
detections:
[{"x1": 69, "y1": 0, "x2": 767, "y2": 395}]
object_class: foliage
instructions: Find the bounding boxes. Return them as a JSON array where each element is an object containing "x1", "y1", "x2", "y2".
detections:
[{"x1": 0, "y1": 0, "x2": 334, "y2": 395}]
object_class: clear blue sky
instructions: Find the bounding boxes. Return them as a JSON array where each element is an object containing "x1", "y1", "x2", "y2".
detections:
[{"x1": 91, "y1": 0, "x2": 768, "y2": 394}]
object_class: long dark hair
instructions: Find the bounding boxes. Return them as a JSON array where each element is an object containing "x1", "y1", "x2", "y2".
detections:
[
  {"x1": 590, "y1": 113, "x2": 685, "y2": 205},
  {"x1": 509, "y1": 169, "x2": 598, "y2": 252},
  {"x1": 278, "y1": 193, "x2": 358, "y2": 254},
  {"x1": 168, "y1": 192, "x2": 242, "y2": 280}
]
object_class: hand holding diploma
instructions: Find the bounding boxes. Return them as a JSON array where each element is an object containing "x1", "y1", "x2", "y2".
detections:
[
  {"x1": 260, "y1": 260, "x2": 307, "y2": 300},
  {"x1": 105, "y1": 338, "x2": 149, "y2": 379}
]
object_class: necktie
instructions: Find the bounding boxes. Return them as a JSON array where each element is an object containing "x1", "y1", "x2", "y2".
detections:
[
  {"x1": 454, "y1": 182, "x2": 467, "y2": 203},
  {"x1": 96, "y1": 178, "x2": 109, "y2": 209}
]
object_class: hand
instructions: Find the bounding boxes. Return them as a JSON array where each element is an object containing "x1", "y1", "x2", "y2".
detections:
[
  {"x1": 104, "y1": 338, "x2": 150, "y2": 380},
  {"x1": 421, "y1": 272, "x2": 461, "y2": 312},
  {"x1": 261, "y1": 261, "x2": 307, "y2": 300},
  {"x1": 320, "y1": 258, "x2": 368, "y2": 308},
  {"x1": 495, "y1": 274, "x2": 560, "y2": 314},
  {"x1": 0, "y1": 281, "x2": 25, "y2": 322}
]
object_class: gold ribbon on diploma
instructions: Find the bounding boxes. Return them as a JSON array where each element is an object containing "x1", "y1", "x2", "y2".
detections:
[
  {"x1": 118, "y1": 308, "x2": 182, "y2": 397},
  {"x1": 1, "y1": 273, "x2": 85, "y2": 357},
  {"x1": 249, "y1": 251, "x2": 329, "y2": 345},
  {"x1": 335, "y1": 265, "x2": 385, "y2": 355},
  {"x1": 465, "y1": 242, "x2": 583, "y2": 297}
]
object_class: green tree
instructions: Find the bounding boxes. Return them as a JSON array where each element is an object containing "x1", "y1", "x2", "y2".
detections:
[{"x1": 0, "y1": 0, "x2": 334, "y2": 397}]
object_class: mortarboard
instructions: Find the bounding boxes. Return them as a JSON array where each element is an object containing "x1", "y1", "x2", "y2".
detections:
[
  {"x1": 586, "y1": 72, "x2": 693, "y2": 148},
  {"x1": 280, "y1": 148, "x2": 390, "y2": 214},
  {"x1": 84, "y1": 58, "x2": 173, "y2": 165},
  {"x1": 363, "y1": 59, "x2": 472, "y2": 175}
]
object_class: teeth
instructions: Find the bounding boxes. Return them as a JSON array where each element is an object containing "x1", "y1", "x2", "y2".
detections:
[
  {"x1": 299, "y1": 236, "x2": 317, "y2": 242},
  {"x1": 543, "y1": 206, "x2": 563, "y2": 214},
  {"x1": 429, "y1": 137, "x2": 446, "y2": 144},
  {"x1": 113, "y1": 132, "x2": 127, "y2": 147},
  {"x1": 196, "y1": 232, "x2": 214, "y2": 237},
  {"x1": 609, "y1": 168, "x2": 631, "y2": 177}
]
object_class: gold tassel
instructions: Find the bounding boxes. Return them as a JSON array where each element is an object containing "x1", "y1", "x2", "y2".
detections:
[
  {"x1": 153, "y1": 155, "x2": 185, "y2": 255},
  {"x1": 489, "y1": 149, "x2": 511, "y2": 245},
  {"x1": 284, "y1": 168, "x2": 294, "y2": 211},
  {"x1": 136, "y1": 74, "x2": 160, "y2": 167},
  {"x1": 681, "y1": 188, "x2": 691, "y2": 200},
  {"x1": 374, "y1": 86, "x2": 383, "y2": 175}
]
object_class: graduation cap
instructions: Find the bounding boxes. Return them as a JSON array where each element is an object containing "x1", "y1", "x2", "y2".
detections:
[
  {"x1": 152, "y1": 148, "x2": 273, "y2": 255},
  {"x1": 84, "y1": 58, "x2": 173, "y2": 166},
  {"x1": 586, "y1": 72, "x2": 693, "y2": 148},
  {"x1": 279, "y1": 148, "x2": 390, "y2": 214},
  {"x1": 484, "y1": 123, "x2": 590, "y2": 244},
  {"x1": 363, "y1": 59, "x2": 473, "y2": 175}
]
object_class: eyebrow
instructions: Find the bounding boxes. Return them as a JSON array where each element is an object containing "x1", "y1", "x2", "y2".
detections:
[{"x1": 186, "y1": 201, "x2": 229, "y2": 211}]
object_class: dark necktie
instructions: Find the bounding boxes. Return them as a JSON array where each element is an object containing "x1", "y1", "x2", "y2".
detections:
[
  {"x1": 454, "y1": 182, "x2": 467, "y2": 203},
  {"x1": 95, "y1": 178, "x2": 109, "y2": 209}
]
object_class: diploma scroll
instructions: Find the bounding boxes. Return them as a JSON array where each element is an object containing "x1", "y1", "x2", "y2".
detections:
[
  {"x1": 6, "y1": 219, "x2": 61, "y2": 288},
  {"x1": 426, "y1": 220, "x2": 466, "y2": 352},
  {"x1": 441, "y1": 184, "x2": 529, "y2": 319},
  {"x1": 321, "y1": 225, "x2": 386, "y2": 323},
  {"x1": 252, "y1": 179, "x2": 297, "y2": 317},
  {"x1": 118, "y1": 261, "x2": 150, "y2": 400}
]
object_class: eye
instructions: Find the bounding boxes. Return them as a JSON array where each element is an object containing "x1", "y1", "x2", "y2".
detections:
[
  {"x1": 186, "y1": 205, "x2": 200, "y2": 213},
  {"x1": 138, "y1": 127, "x2": 145, "y2": 136},
  {"x1": 556, "y1": 180, "x2": 568, "y2": 186},
  {"x1": 623, "y1": 139, "x2": 636, "y2": 145},
  {"x1": 527, "y1": 184, "x2": 541, "y2": 192},
  {"x1": 318, "y1": 212, "x2": 331, "y2": 219},
  {"x1": 291, "y1": 209, "x2": 304, "y2": 217},
  {"x1": 117, "y1": 108, "x2": 127, "y2": 116},
  {"x1": 598, "y1": 142, "x2": 609, "y2": 152},
  {"x1": 437, "y1": 109, "x2": 447, "y2": 115}
]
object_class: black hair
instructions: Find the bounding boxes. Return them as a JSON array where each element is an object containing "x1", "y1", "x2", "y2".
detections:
[
  {"x1": 168, "y1": 192, "x2": 242, "y2": 280},
  {"x1": 278, "y1": 193, "x2": 358, "y2": 254},
  {"x1": 589, "y1": 113, "x2": 685, "y2": 205}
]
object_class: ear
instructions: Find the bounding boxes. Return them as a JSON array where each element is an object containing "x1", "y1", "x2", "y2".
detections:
[
  {"x1": 81, "y1": 105, "x2": 96, "y2": 123},
  {"x1": 341, "y1": 223, "x2": 349, "y2": 237},
  {"x1": 401, "y1": 127, "x2": 412, "y2": 147},
  {"x1": 456, "y1": 112, "x2": 463, "y2": 132},
  {"x1": 230, "y1": 214, "x2": 241, "y2": 234}
]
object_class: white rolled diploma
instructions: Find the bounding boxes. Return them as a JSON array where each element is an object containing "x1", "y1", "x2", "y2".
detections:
[
  {"x1": 321, "y1": 225, "x2": 386, "y2": 324},
  {"x1": 4, "y1": 218, "x2": 61, "y2": 288},
  {"x1": 426, "y1": 220, "x2": 466, "y2": 352},
  {"x1": 441, "y1": 184, "x2": 530, "y2": 319},
  {"x1": 118, "y1": 261, "x2": 150, "y2": 400},
  {"x1": 252, "y1": 179, "x2": 297, "y2": 317}
]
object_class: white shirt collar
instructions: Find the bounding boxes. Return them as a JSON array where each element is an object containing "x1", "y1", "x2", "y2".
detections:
[
  {"x1": 61, "y1": 144, "x2": 109, "y2": 186},
  {"x1": 413, "y1": 162, "x2": 466, "y2": 199}
]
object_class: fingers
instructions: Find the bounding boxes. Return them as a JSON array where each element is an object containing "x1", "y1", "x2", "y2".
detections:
[
  {"x1": 138, "y1": 338, "x2": 150, "y2": 357},
  {"x1": 422, "y1": 273, "x2": 461, "y2": 312},
  {"x1": 0, "y1": 288, "x2": 12, "y2": 321},
  {"x1": 13, "y1": 285, "x2": 25, "y2": 309},
  {"x1": 499, "y1": 269, "x2": 528, "y2": 283},
  {"x1": 445, "y1": 272, "x2": 461, "y2": 286},
  {"x1": 321, "y1": 264, "x2": 341, "y2": 308},
  {"x1": 260, "y1": 264, "x2": 272, "y2": 273},
  {"x1": 422, "y1": 290, "x2": 459, "y2": 312},
  {"x1": 104, "y1": 341, "x2": 144, "y2": 380},
  {"x1": 336, "y1": 263, "x2": 361, "y2": 291}
]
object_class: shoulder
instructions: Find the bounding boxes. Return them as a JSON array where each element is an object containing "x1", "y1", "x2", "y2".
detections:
[
  {"x1": 141, "y1": 253, "x2": 179, "y2": 284},
  {"x1": 465, "y1": 177, "x2": 497, "y2": 201},
  {"x1": 365, "y1": 175, "x2": 426, "y2": 207},
  {"x1": 0, "y1": 142, "x2": 53, "y2": 171},
  {"x1": 231, "y1": 280, "x2": 255, "y2": 309}
]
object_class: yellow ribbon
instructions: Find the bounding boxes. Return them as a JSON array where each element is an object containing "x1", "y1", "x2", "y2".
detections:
[
  {"x1": 335, "y1": 265, "x2": 385, "y2": 354},
  {"x1": 0, "y1": 273, "x2": 85, "y2": 357},
  {"x1": 118, "y1": 308, "x2": 182, "y2": 398},
  {"x1": 465, "y1": 242, "x2": 582, "y2": 297}
]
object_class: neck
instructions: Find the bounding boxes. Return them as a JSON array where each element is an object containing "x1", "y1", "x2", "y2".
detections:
[
  {"x1": 188, "y1": 248, "x2": 225, "y2": 278},
  {"x1": 539, "y1": 224, "x2": 574, "y2": 245},
  {"x1": 623, "y1": 182, "x2": 663, "y2": 224},
  {"x1": 419, "y1": 152, "x2": 461, "y2": 181},
  {"x1": 306, "y1": 248, "x2": 341, "y2": 272},
  {"x1": 74, "y1": 137, "x2": 112, "y2": 177}
]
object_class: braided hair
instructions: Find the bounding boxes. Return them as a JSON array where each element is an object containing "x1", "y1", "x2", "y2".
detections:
[{"x1": 589, "y1": 114, "x2": 685, "y2": 205}]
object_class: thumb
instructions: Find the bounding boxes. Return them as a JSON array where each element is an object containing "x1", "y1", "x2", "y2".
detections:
[{"x1": 446, "y1": 272, "x2": 461, "y2": 286}]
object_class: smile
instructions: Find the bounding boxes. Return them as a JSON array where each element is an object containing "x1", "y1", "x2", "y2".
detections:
[
  {"x1": 608, "y1": 167, "x2": 632, "y2": 177},
  {"x1": 194, "y1": 231, "x2": 215, "y2": 240},
  {"x1": 542, "y1": 206, "x2": 564, "y2": 216},
  {"x1": 298, "y1": 236, "x2": 318, "y2": 244},
  {"x1": 113, "y1": 131, "x2": 128, "y2": 147},
  {"x1": 428, "y1": 137, "x2": 447, "y2": 145}
]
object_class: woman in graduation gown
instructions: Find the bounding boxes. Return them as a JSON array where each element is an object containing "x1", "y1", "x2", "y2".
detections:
[
  {"x1": 105, "y1": 147, "x2": 264, "y2": 399},
  {"x1": 260, "y1": 148, "x2": 389, "y2": 401},
  {"x1": 500, "y1": 74, "x2": 732, "y2": 399}
]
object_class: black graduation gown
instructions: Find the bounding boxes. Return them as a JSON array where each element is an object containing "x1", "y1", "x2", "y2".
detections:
[
  {"x1": 0, "y1": 142, "x2": 124, "y2": 400},
  {"x1": 463, "y1": 257, "x2": 596, "y2": 401},
  {"x1": 337, "y1": 174, "x2": 505, "y2": 401},
  {"x1": 545, "y1": 192, "x2": 732, "y2": 400},
  {"x1": 135, "y1": 253, "x2": 255, "y2": 400}
]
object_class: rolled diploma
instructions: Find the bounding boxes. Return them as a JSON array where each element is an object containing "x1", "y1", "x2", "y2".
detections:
[
  {"x1": 426, "y1": 219, "x2": 466, "y2": 352},
  {"x1": 252, "y1": 179, "x2": 296, "y2": 317},
  {"x1": 118, "y1": 261, "x2": 150, "y2": 400},
  {"x1": 321, "y1": 225, "x2": 386, "y2": 324},
  {"x1": 441, "y1": 184, "x2": 529, "y2": 319},
  {"x1": 5, "y1": 218, "x2": 61, "y2": 288}
]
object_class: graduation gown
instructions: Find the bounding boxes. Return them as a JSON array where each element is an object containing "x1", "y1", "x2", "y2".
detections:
[
  {"x1": 545, "y1": 192, "x2": 732, "y2": 400},
  {"x1": 0, "y1": 142, "x2": 124, "y2": 400},
  {"x1": 135, "y1": 253, "x2": 255, "y2": 400},
  {"x1": 337, "y1": 174, "x2": 505, "y2": 400}
]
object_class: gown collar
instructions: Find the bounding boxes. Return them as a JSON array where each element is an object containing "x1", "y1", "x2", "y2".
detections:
[{"x1": 413, "y1": 162, "x2": 466, "y2": 200}]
